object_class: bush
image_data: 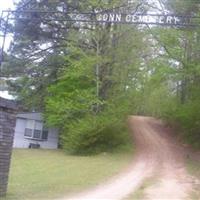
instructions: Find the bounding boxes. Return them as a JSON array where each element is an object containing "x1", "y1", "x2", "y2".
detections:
[
  {"x1": 61, "y1": 112, "x2": 132, "y2": 155},
  {"x1": 170, "y1": 100, "x2": 200, "y2": 149}
]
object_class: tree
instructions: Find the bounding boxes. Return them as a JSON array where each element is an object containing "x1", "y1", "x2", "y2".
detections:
[
  {"x1": 4, "y1": 0, "x2": 150, "y2": 153},
  {"x1": 43, "y1": 5, "x2": 149, "y2": 153},
  {"x1": 5, "y1": 0, "x2": 200, "y2": 152},
  {"x1": 136, "y1": 0, "x2": 200, "y2": 148}
]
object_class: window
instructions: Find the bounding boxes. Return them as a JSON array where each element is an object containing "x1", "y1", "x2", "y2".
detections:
[
  {"x1": 25, "y1": 128, "x2": 32, "y2": 137},
  {"x1": 24, "y1": 120, "x2": 48, "y2": 141},
  {"x1": 33, "y1": 129, "x2": 42, "y2": 139},
  {"x1": 25, "y1": 120, "x2": 34, "y2": 137}
]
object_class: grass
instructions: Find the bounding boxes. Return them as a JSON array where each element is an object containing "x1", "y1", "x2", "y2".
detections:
[
  {"x1": 186, "y1": 158, "x2": 200, "y2": 200},
  {"x1": 186, "y1": 158, "x2": 200, "y2": 178},
  {"x1": 3, "y1": 149, "x2": 133, "y2": 200},
  {"x1": 125, "y1": 177, "x2": 156, "y2": 200}
]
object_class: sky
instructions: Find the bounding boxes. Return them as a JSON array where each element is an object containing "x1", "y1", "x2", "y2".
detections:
[
  {"x1": 0, "y1": 0, "x2": 15, "y2": 12},
  {"x1": 0, "y1": 0, "x2": 15, "y2": 49},
  {"x1": 0, "y1": 1, "x2": 15, "y2": 99},
  {"x1": 0, "y1": 0, "x2": 162, "y2": 100}
]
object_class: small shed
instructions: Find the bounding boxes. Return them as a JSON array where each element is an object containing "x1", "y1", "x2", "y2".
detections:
[{"x1": 13, "y1": 113, "x2": 58, "y2": 149}]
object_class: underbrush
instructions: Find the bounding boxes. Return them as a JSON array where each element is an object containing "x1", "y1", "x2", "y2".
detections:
[
  {"x1": 61, "y1": 112, "x2": 133, "y2": 155},
  {"x1": 164, "y1": 100, "x2": 200, "y2": 150}
]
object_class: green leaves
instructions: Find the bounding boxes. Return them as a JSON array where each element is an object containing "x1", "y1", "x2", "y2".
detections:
[
  {"x1": 61, "y1": 109, "x2": 130, "y2": 155},
  {"x1": 5, "y1": 0, "x2": 200, "y2": 153},
  {"x1": 45, "y1": 48, "x2": 98, "y2": 127}
]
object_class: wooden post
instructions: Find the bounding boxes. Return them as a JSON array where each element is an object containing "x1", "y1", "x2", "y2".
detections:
[{"x1": 0, "y1": 97, "x2": 17, "y2": 197}]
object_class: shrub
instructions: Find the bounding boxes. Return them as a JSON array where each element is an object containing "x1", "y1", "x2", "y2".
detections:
[
  {"x1": 61, "y1": 112, "x2": 132, "y2": 155},
  {"x1": 171, "y1": 100, "x2": 200, "y2": 149}
]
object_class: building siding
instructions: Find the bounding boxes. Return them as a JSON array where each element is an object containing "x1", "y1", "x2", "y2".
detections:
[{"x1": 13, "y1": 117, "x2": 58, "y2": 149}]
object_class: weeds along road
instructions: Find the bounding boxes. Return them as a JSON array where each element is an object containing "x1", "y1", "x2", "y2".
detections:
[{"x1": 60, "y1": 116, "x2": 197, "y2": 200}]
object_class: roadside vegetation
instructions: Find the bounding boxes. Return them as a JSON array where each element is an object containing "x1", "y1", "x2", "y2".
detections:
[
  {"x1": 187, "y1": 158, "x2": 200, "y2": 178},
  {"x1": 3, "y1": 149, "x2": 133, "y2": 200},
  {"x1": 186, "y1": 158, "x2": 200, "y2": 200},
  {"x1": 0, "y1": 0, "x2": 199, "y2": 199},
  {"x1": 2, "y1": 1, "x2": 200, "y2": 152}
]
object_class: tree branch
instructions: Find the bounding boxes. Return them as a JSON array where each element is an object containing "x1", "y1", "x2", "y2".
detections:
[{"x1": 146, "y1": 24, "x2": 185, "y2": 66}]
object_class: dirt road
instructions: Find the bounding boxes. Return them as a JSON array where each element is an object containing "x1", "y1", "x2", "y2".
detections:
[{"x1": 62, "y1": 116, "x2": 197, "y2": 200}]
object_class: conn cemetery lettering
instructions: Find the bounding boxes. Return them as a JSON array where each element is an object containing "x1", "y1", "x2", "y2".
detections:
[
  {"x1": 97, "y1": 13, "x2": 191, "y2": 25},
  {"x1": 69, "y1": 12, "x2": 191, "y2": 26}
]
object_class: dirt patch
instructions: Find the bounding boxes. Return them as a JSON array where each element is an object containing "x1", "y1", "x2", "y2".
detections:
[{"x1": 59, "y1": 116, "x2": 199, "y2": 200}]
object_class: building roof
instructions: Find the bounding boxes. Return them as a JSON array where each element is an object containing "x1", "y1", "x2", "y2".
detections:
[
  {"x1": 0, "y1": 97, "x2": 17, "y2": 110},
  {"x1": 17, "y1": 112, "x2": 43, "y2": 121}
]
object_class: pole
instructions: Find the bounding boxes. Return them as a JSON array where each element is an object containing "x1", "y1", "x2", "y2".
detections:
[
  {"x1": 1, "y1": 12, "x2": 9, "y2": 67},
  {"x1": 96, "y1": 40, "x2": 100, "y2": 99},
  {"x1": 0, "y1": 11, "x2": 4, "y2": 67}
]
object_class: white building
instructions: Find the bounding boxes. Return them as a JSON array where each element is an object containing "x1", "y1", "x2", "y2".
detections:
[{"x1": 13, "y1": 113, "x2": 59, "y2": 149}]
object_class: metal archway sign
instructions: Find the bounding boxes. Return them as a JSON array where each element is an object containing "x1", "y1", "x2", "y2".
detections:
[
  {"x1": 0, "y1": 8, "x2": 200, "y2": 64},
  {"x1": 0, "y1": 2, "x2": 199, "y2": 197}
]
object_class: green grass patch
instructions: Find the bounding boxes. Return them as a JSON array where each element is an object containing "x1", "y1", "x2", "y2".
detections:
[
  {"x1": 125, "y1": 177, "x2": 156, "y2": 200},
  {"x1": 186, "y1": 158, "x2": 200, "y2": 200},
  {"x1": 3, "y1": 149, "x2": 133, "y2": 200},
  {"x1": 186, "y1": 158, "x2": 200, "y2": 178}
]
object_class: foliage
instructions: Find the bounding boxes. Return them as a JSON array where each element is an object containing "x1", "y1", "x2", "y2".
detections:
[
  {"x1": 171, "y1": 100, "x2": 200, "y2": 148},
  {"x1": 4, "y1": 0, "x2": 200, "y2": 152},
  {"x1": 60, "y1": 97, "x2": 133, "y2": 154},
  {"x1": 44, "y1": 43, "x2": 136, "y2": 154},
  {"x1": 133, "y1": 0, "x2": 200, "y2": 149}
]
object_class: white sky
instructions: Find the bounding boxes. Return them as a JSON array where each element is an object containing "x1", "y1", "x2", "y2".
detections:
[
  {"x1": 0, "y1": 0, "x2": 162, "y2": 100},
  {"x1": 0, "y1": 91, "x2": 15, "y2": 99},
  {"x1": 0, "y1": 1, "x2": 15, "y2": 99},
  {"x1": 0, "y1": 0, "x2": 15, "y2": 50},
  {"x1": 0, "y1": 0, "x2": 15, "y2": 12}
]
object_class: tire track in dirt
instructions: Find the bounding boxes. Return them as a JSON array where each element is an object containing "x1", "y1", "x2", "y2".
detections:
[
  {"x1": 133, "y1": 117, "x2": 192, "y2": 200},
  {"x1": 60, "y1": 116, "x2": 195, "y2": 200}
]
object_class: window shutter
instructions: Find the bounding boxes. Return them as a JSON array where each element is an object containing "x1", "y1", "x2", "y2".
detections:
[{"x1": 42, "y1": 130, "x2": 48, "y2": 140}]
